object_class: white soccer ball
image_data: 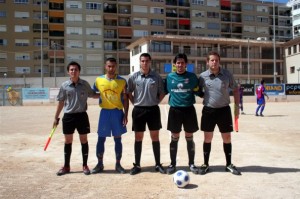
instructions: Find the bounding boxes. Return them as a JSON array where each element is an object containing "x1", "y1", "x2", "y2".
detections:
[{"x1": 173, "y1": 170, "x2": 190, "y2": 188}]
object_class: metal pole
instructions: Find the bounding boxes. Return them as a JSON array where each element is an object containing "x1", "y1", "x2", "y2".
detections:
[
  {"x1": 40, "y1": 1, "x2": 44, "y2": 88},
  {"x1": 297, "y1": 68, "x2": 300, "y2": 83},
  {"x1": 54, "y1": 43, "x2": 57, "y2": 87},
  {"x1": 273, "y1": 0, "x2": 277, "y2": 84},
  {"x1": 247, "y1": 38, "x2": 250, "y2": 84}
]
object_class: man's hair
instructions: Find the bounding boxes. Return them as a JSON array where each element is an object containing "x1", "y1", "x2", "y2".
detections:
[
  {"x1": 106, "y1": 57, "x2": 117, "y2": 63},
  {"x1": 140, "y1": 53, "x2": 151, "y2": 60},
  {"x1": 173, "y1": 53, "x2": 188, "y2": 64},
  {"x1": 261, "y1": 79, "x2": 265, "y2": 84},
  {"x1": 206, "y1": 51, "x2": 221, "y2": 61},
  {"x1": 67, "y1": 61, "x2": 81, "y2": 71}
]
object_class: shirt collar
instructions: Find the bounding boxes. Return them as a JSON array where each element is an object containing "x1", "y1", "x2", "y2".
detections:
[{"x1": 67, "y1": 78, "x2": 83, "y2": 86}]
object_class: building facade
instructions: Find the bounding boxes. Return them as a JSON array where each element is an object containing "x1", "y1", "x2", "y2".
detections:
[
  {"x1": 127, "y1": 35, "x2": 285, "y2": 84},
  {"x1": 0, "y1": 0, "x2": 292, "y2": 83}
]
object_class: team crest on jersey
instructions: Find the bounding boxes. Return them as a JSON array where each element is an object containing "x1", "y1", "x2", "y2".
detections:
[
  {"x1": 177, "y1": 83, "x2": 184, "y2": 89},
  {"x1": 184, "y1": 78, "x2": 189, "y2": 84}
]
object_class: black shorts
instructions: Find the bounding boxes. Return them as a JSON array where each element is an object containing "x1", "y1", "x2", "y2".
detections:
[
  {"x1": 132, "y1": 105, "x2": 162, "y2": 131},
  {"x1": 167, "y1": 106, "x2": 199, "y2": 133},
  {"x1": 201, "y1": 105, "x2": 233, "y2": 133},
  {"x1": 62, "y1": 112, "x2": 91, "y2": 135}
]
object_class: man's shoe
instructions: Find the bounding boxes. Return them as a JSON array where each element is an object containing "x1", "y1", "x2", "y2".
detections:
[
  {"x1": 255, "y1": 113, "x2": 259, "y2": 116},
  {"x1": 56, "y1": 166, "x2": 70, "y2": 176},
  {"x1": 189, "y1": 164, "x2": 199, "y2": 174},
  {"x1": 83, "y1": 165, "x2": 90, "y2": 175},
  {"x1": 260, "y1": 114, "x2": 264, "y2": 117},
  {"x1": 166, "y1": 164, "x2": 176, "y2": 175},
  {"x1": 115, "y1": 164, "x2": 126, "y2": 174},
  {"x1": 155, "y1": 164, "x2": 165, "y2": 174},
  {"x1": 91, "y1": 164, "x2": 104, "y2": 174},
  {"x1": 225, "y1": 164, "x2": 241, "y2": 175},
  {"x1": 199, "y1": 164, "x2": 209, "y2": 175},
  {"x1": 130, "y1": 163, "x2": 141, "y2": 175},
  {"x1": 241, "y1": 112, "x2": 245, "y2": 115}
]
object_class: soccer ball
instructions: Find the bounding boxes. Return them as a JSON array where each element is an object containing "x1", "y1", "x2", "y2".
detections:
[{"x1": 173, "y1": 170, "x2": 190, "y2": 188}]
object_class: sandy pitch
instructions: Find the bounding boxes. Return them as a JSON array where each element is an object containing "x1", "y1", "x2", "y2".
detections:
[{"x1": 0, "y1": 102, "x2": 300, "y2": 199}]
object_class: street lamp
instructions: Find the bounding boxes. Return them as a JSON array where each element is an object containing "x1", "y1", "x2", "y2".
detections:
[
  {"x1": 273, "y1": 0, "x2": 277, "y2": 84},
  {"x1": 53, "y1": 42, "x2": 57, "y2": 87},
  {"x1": 247, "y1": 38, "x2": 250, "y2": 84},
  {"x1": 4, "y1": 73, "x2": 7, "y2": 79},
  {"x1": 297, "y1": 67, "x2": 300, "y2": 83},
  {"x1": 40, "y1": 1, "x2": 44, "y2": 88}
]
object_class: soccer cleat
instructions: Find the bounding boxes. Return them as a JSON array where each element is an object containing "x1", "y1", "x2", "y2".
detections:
[
  {"x1": 130, "y1": 163, "x2": 141, "y2": 175},
  {"x1": 115, "y1": 163, "x2": 126, "y2": 174},
  {"x1": 225, "y1": 164, "x2": 241, "y2": 175},
  {"x1": 155, "y1": 164, "x2": 166, "y2": 174},
  {"x1": 166, "y1": 164, "x2": 176, "y2": 175},
  {"x1": 189, "y1": 164, "x2": 199, "y2": 174},
  {"x1": 83, "y1": 165, "x2": 90, "y2": 175},
  {"x1": 56, "y1": 166, "x2": 70, "y2": 176},
  {"x1": 199, "y1": 164, "x2": 209, "y2": 175},
  {"x1": 91, "y1": 164, "x2": 104, "y2": 174}
]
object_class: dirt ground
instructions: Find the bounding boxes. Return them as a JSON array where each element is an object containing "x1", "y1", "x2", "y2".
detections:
[{"x1": 0, "y1": 102, "x2": 300, "y2": 199}]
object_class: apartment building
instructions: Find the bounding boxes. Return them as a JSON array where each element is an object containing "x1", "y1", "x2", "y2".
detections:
[
  {"x1": 0, "y1": 0, "x2": 292, "y2": 82},
  {"x1": 288, "y1": 0, "x2": 300, "y2": 38},
  {"x1": 127, "y1": 35, "x2": 285, "y2": 84}
]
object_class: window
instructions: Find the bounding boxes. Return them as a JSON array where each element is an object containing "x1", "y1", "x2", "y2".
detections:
[
  {"x1": 151, "y1": 41, "x2": 171, "y2": 53},
  {"x1": 67, "y1": 54, "x2": 83, "y2": 61},
  {"x1": 151, "y1": 7, "x2": 164, "y2": 14},
  {"x1": 15, "y1": 11, "x2": 29, "y2": 18},
  {"x1": 207, "y1": 23, "x2": 220, "y2": 30},
  {"x1": 86, "y1": 15, "x2": 101, "y2": 22},
  {"x1": 257, "y1": 16, "x2": 268, "y2": 23},
  {"x1": 290, "y1": 66, "x2": 295, "y2": 73},
  {"x1": 66, "y1": 1, "x2": 82, "y2": 9},
  {"x1": 293, "y1": 45, "x2": 297, "y2": 53},
  {"x1": 133, "y1": 5, "x2": 147, "y2": 13},
  {"x1": 87, "y1": 54, "x2": 102, "y2": 61},
  {"x1": 15, "y1": 39, "x2": 30, "y2": 46},
  {"x1": 0, "y1": 25, "x2": 6, "y2": 32},
  {"x1": 133, "y1": 30, "x2": 148, "y2": 37},
  {"x1": 133, "y1": 18, "x2": 148, "y2": 25},
  {"x1": 151, "y1": 19, "x2": 164, "y2": 26},
  {"x1": 207, "y1": 12, "x2": 219, "y2": 18},
  {"x1": 86, "y1": 28, "x2": 101, "y2": 35},
  {"x1": 66, "y1": 14, "x2": 82, "y2": 22},
  {"x1": 86, "y1": 2, "x2": 101, "y2": 10},
  {"x1": 66, "y1": 27, "x2": 82, "y2": 35},
  {"x1": 151, "y1": 31, "x2": 164, "y2": 35},
  {"x1": 86, "y1": 41, "x2": 102, "y2": 49},
  {"x1": 191, "y1": 0, "x2": 204, "y2": 5},
  {"x1": 14, "y1": 0, "x2": 29, "y2": 4},
  {"x1": 15, "y1": 53, "x2": 30, "y2": 60},
  {"x1": 243, "y1": 4, "x2": 254, "y2": 11},
  {"x1": 15, "y1": 25, "x2": 29, "y2": 32},
  {"x1": 0, "y1": 53, "x2": 7, "y2": 59},
  {"x1": 243, "y1": 15, "x2": 255, "y2": 22},
  {"x1": 66, "y1": 40, "x2": 83, "y2": 48},
  {"x1": 0, "y1": 11, "x2": 6, "y2": 17},
  {"x1": 0, "y1": 39, "x2": 7, "y2": 46}
]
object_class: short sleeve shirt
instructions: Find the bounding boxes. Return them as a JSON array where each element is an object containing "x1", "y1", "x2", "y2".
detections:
[
  {"x1": 127, "y1": 70, "x2": 164, "y2": 106},
  {"x1": 166, "y1": 71, "x2": 199, "y2": 107},
  {"x1": 199, "y1": 68, "x2": 237, "y2": 108},
  {"x1": 57, "y1": 78, "x2": 95, "y2": 113}
]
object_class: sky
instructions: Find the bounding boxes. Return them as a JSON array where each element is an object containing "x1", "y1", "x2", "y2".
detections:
[{"x1": 263, "y1": 0, "x2": 289, "y2": 3}]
